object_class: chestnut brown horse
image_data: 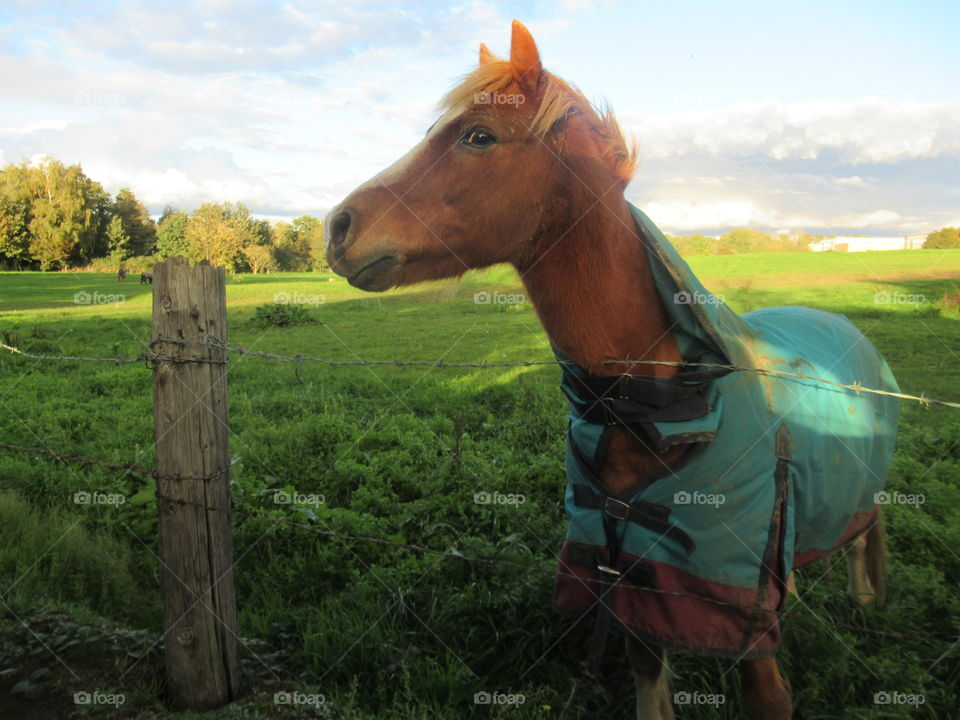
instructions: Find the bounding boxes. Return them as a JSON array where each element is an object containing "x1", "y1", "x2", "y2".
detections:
[{"x1": 326, "y1": 21, "x2": 885, "y2": 719}]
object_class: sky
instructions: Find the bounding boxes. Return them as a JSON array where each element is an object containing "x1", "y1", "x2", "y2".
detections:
[{"x1": 0, "y1": 0, "x2": 958, "y2": 236}]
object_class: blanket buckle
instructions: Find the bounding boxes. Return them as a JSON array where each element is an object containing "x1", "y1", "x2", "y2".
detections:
[{"x1": 603, "y1": 496, "x2": 632, "y2": 521}]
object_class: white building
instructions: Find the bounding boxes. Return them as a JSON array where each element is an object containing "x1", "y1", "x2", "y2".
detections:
[{"x1": 809, "y1": 236, "x2": 926, "y2": 252}]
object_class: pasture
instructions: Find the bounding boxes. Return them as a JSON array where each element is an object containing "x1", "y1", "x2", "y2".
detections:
[{"x1": 1, "y1": 250, "x2": 959, "y2": 718}]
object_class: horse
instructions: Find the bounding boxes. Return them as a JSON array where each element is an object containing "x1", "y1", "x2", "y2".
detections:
[{"x1": 325, "y1": 21, "x2": 899, "y2": 719}]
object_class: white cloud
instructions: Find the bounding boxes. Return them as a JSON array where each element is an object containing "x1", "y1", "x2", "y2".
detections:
[
  {"x1": 624, "y1": 99, "x2": 960, "y2": 164},
  {"x1": 0, "y1": 2, "x2": 956, "y2": 237},
  {"x1": 662, "y1": 175, "x2": 735, "y2": 186},
  {"x1": 832, "y1": 176, "x2": 869, "y2": 188},
  {"x1": 641, "y1": 199, "x2": 790, "y2": 231},
  {"x1": 640, "y1": 197, "x2": 917, "y2": 233}
]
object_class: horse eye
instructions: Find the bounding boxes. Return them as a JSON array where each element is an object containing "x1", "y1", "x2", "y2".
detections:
[{"x1": 461, "y1": 127, "x2": 497, "y2": 148}]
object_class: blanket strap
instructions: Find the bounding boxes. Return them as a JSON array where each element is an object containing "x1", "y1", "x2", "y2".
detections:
[
  {"x1": 578, "y1": 483, "x2": 696, "y2": 679},
  {"x1": 559, "y1": 355, "x2": 723, "y2": 678},
  {"x1": 561, "y1": 369, "x2": 725, "y2": 427},
  {"x1": 572, "y1": 485, "x2": 696, "y2": 555}
]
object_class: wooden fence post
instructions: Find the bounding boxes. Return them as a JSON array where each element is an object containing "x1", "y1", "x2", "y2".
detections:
[{"x1": 151, "y1": 257, "x2": 240, "y2": 709}]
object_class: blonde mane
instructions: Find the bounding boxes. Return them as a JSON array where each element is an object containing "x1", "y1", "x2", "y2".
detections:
[{"x1": 441, "y1": 58, "x2": 639, "y2": 183}]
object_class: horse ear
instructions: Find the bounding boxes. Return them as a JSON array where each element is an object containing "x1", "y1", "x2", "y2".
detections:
[
  {"x1": 479, "y1": 42, "x2": 496, "y2": 66},
  {"x1": 509, "y1": 20, "x2": 542, "y2": 92}
]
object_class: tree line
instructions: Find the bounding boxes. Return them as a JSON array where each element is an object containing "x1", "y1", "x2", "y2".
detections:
[
  {"x1": 669, "y1": 227, "x2": 960, "y2": 254},
  {"x1": 3, "y1": 156, "x2": 956, "y2": 270},
  {"x1": 0, "y1": 157, "x2": 326, "y2": 272},
  {"x1": 667, "y1": 229, "x2": 817, "y2": 255}
]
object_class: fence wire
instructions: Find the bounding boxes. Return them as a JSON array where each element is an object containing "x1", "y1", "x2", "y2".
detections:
[
  {"x1": 0, "y1": 439, "x2": 955, "y2": 651},
  {"x1": 3, "y1": 339, "x2": 960, "y2": 410},
  {"x1": 2, "y1": 338, "x2": 959, "y2": 650}
]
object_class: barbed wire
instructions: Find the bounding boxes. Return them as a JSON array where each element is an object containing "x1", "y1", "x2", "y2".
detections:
[
  {"x1": 4, "y1": 339, "x2": 960, "y2": 410},
  {"x1": 0, "y1": 440, "x2": 152, "y2": 474},
  {"x1": 0, "y1": 438, "x2": 954, "y2": 650},
  {"x1": 0, "y1": 342, "x2": 149, "y2": 365}
]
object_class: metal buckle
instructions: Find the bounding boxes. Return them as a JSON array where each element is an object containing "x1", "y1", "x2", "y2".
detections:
[
  {"x1": 603, "y1": 496, "x2": 632, "y2": 521},
  {"x1": 599, "y1": 396, "x2": 620, "y2": 426},
  {"x1": 597, "y1": 564, "x2": 622, "y2": 577}
]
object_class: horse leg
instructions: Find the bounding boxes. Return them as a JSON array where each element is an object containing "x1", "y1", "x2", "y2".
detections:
[
  {"x1": 625, "y1": 636, "x2": 674, "y2": 719},
  {"x1": 740, "y1": 658, "x2": 792, "y2": 719},
  {"x1": 846, "y1": 506, "x2": 886, "y2": 607},
  {"x1": 845, "y1": 533, "x2": 874, "y2": 604},
  {"x1": 785, "y1": 571, "x2": 798, "y2": 598}
]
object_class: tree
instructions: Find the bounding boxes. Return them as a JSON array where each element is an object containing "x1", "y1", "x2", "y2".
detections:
[
  {"x1": 156, "y1": 206, "x2": 190, "y2": 259},
  {"x1": 924, "y1": 227, "x2": 960, "y2": 249},
  {"x1": 241, "y1": 243, "x2": 277, "y2": 274},
  {"x1": 272, "y1": 219, "x2": 314, "y2": 271},
  {"x1": 250, "y1": 218, "x2": 272, "y2": 247},
  {"x1": 111, "y1": 187, "x2": 156, "y2": 256},
  {"x1": 239, "y1": 217, "x2": 275, "y2": 274},
  {"x1": 0, "y1": 164, "x2": 33, "y2": 267},
  {"x1": 671, "y1": 234, "x2": 716, "y2": 256},
  {"x1": 717, "y1": 228, "x2": 773, "y2": 254},
  {"x1": 291, "y1": 215, "x2": 325, "y2": 271},
  {"x1": 26, "y1": 158, "x2": 109, "y2": 270},
  {"x1": 106, "y1": 215, "x2": 130, "y2": 263},
  {"x1": 792, "y1": 232, "x2": 820, "y2": 252},
  {"x1": 78, "y1": 172, "x2": 111, "y2": 262},
  {"x1": 184, "y1": 202, "x2": 258, "y2": 270}
]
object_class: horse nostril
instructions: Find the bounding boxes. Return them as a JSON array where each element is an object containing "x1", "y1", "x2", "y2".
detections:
[{"x1": 328, "y1": 210, "x2": 354, "y2": 253}]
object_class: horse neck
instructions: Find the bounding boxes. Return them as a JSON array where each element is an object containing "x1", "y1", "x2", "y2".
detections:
[{"x1": 516, "y1": 195, "x2": 682, "y2": 378}]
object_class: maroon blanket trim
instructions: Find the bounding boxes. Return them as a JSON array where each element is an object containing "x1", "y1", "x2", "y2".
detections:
[
  {"x1": 739, "y1": 449, "x2": 789, "y2": 655},
  {"x1": 554, "y1": 541, "x2": 785, "y2": 658},
  {"x1": 553, "y1": 602, "x2": 778, "y2": 659},
  {"x1": 792, "y1": 510, "x2": 877, "y2": 569}
]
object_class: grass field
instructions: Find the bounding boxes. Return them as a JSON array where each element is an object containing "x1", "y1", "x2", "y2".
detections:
[{"x1": 1, "y1": 250, "x2": 959, "y2": 718}]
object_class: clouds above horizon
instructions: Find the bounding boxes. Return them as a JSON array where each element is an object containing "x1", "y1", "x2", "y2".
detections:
[
  {"x1": 623, "y1": 99, "x2": 960, "y2": 233},
  {"x1": 0, "y1": 0, "x2": 957, "y2": 234}
]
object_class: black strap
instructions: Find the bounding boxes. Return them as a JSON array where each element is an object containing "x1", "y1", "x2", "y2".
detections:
[
  {"x1": 562, "y1": 370, "x2": 729, "y2": 425},
  {"x1": 572, "y1": 485, "x2": 697, "y2": 556},
  {"x1": 566, "y1": 543, "x2": 658, "y2": 588},
  {"x1": 574, "y1": 544, "x2": 658, "y2": 679},
  {"x1": 583, "y1": 600, "x2": 613, "y2": 679},
  {"x1": 560, "y1": 367, "x2": 729, "y2": 427}
]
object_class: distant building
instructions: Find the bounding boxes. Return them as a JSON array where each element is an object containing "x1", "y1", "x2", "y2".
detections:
[{"x1": 809, "y1": 235, "x2": 926, "y2": 252}]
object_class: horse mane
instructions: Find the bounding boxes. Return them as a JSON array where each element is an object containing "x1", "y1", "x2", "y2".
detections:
[{"x1": 440, "y1": 58, "x2": 638, "y2": 183}]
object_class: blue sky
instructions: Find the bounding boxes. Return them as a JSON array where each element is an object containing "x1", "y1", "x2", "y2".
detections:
[{"x1": 1, "y1": 0, "x2": 957, "y2": 235}]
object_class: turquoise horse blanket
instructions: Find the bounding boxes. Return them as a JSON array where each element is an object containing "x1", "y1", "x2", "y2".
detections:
[{"x1": 553, "y1": 204, "x2": 900, "y2": 657}]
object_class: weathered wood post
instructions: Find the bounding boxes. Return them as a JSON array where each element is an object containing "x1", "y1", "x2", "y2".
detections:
[{"x1": 151, "y1": 257, "x2": 240, "y2": 709}]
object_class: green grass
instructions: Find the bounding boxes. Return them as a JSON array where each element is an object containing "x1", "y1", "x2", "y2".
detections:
[{"x1": 1, "y1": 253, "x2": 959, "y2": 718}]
